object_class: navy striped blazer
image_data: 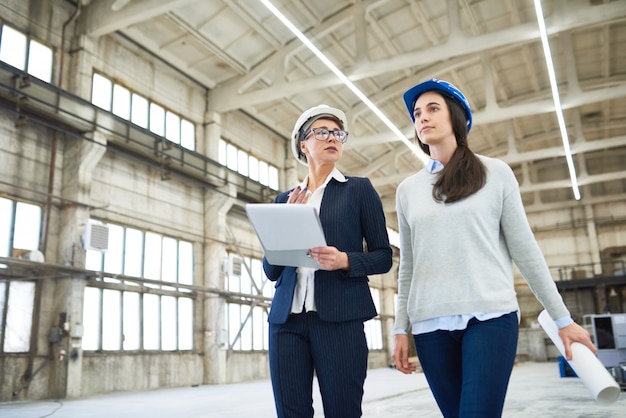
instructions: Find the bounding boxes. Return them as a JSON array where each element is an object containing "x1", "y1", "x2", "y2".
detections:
[{"x1": 263, "y1": 176, "x2": 393, "y2": 324}]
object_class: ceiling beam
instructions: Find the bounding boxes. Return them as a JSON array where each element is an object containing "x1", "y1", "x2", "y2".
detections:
[
  {"x1": 207, "y1": 1, "x2": 626, "y2": 111},
  {"x1": 370, "y1": 133, "x2": 626, "y2": 189},
  {"x1": 77, "y1": 0, "x2": 197, "y2": 37}
]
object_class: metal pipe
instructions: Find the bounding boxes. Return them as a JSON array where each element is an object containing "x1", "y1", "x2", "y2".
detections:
[{"x1": 40, "y1": 1, "x2": 82, "y2": 254}]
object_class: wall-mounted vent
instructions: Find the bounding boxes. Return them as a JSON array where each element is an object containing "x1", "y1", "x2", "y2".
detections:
[
  {"x1": 225, "y1": 254, "x2": 243, "y2": 277},
  {"x1": 83, "y1": 220, "x2": 109, "y2": 252}
]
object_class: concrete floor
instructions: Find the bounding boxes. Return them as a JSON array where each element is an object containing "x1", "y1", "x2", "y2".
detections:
[{"x1": 0, "y1": 361, "x2": 624, "y2": 418}]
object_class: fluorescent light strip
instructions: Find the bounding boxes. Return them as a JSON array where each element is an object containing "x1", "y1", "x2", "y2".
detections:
[
  {"x1": 534, "y1": 0, "x2": 581, "y2": 200},
  {"x1": 259, "y1": 0, "x2": 427, "y2": 164}
]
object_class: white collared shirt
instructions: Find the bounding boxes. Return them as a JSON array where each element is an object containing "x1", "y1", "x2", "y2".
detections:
[{"x1": 291, "y1": 168, "x2": 347, "y2": 314}]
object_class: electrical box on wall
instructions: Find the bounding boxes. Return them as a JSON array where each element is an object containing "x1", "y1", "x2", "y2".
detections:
[
  {"x1": 225, "y1": 254, "x2": 243, "y2": 277},
  {"x1": 70, "y1": 324, "x2": 84, "y2": 338},
  {"x1": 83, "y1": 220, "x2": 109, "y2": 252}
]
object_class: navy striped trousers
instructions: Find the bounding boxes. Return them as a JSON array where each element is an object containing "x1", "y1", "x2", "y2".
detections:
[{"x1": 269, "y1": 311, "x2": 369, "y2": 418}]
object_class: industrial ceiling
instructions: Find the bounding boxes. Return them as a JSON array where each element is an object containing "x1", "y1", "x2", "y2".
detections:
[{"x1": 74, "y1": 0, "x2": 626, "y2": 228}]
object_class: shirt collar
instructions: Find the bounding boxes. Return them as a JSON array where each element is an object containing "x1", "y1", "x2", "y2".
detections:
[
  {"x1": 299, "y1": 167, "x2": 347, "y2": 189},
  {"x1": 426, "y1": 158, "x2": 444, "y2": 174}
]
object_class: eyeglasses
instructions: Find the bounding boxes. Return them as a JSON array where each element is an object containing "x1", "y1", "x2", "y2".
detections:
[{"x1": 304, "y1": 127, "x2": 349, "y2": 144}]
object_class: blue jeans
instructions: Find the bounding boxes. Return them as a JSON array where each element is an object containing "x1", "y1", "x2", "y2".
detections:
[{"x1": 413, "y1": 312, "x2": 519, "y2": 418}]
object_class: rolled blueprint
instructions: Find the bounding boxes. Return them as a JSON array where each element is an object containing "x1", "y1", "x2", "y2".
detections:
[{"x1": 537, "y1": 310, "x2": 621, "y2": 405}]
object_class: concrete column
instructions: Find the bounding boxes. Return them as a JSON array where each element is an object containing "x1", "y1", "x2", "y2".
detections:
[
  {"x1": 284, "y1": 155, "x2": 299, "y2": 190},
  {"x1": 202, "y1": 111, "x2": 221, "y2": 158},
  {"x1": 66, "y1": 34, "x2": 97, "y2": 98},
  {"x1": 59, "y1": 131, "x2": 107, "y2": 268},
  {"x1": 584, "y1": 204, "x2": 602, "y2": 275},
  {"x1": 202, "y1": 186, "x2": 235, "y2": 384},
  {"x1": 65, "y1": 277, "x2": 86, "y2": 398},
  {"x1": 54, "y1": 130, "x2": 106, "y2": 398}
]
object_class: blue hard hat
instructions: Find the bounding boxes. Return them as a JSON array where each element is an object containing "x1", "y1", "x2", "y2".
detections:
[{"x1": 403, "y1": 78, "x2": 472, "y2": 132}]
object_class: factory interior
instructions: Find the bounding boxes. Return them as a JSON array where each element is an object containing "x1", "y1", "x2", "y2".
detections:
[{"x1": 0, "y1": 0, "x2": 625, "y2": 416}]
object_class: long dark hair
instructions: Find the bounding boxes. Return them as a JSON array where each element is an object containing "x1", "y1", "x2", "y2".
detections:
[{"x1": 416, "y1": 93, "x2": 486, "y2": 204}]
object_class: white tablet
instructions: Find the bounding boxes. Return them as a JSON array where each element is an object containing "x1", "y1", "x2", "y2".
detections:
[{"x1": 245, "y1": 203, "x2": 327, "y2": 269}]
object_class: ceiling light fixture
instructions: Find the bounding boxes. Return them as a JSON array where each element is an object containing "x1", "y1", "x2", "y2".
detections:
[
  {"x1": 259, "y1": 0, "x2": 427, "y2": 164},
  {"x1": 534, "y1": 0, "x2": 581, "y2": 200}
]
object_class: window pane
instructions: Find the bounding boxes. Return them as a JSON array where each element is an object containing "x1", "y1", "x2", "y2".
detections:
[
  {"x1": 0, "y1": 198, "x2": 13, "y2": 257},
  {"x1": 112, "y1": 84, "x2": 131, "y2": 119},
  {"x1": 269, "y1": 166, "x2": 279, "y2": 190},
  {"x1": 165, "y1": 111, "x2": 180, "y2": 144},
  {"x1": 263, "y1": 310, "x2": 269, "y2": 350},
  {"x1": 13, "y1": 202, "x2": 41, "y2": 250},
  {"x1": 228, "y1": 268, "x2": 240, "y2": 293},
  {"x1": 387, "y1": 227, "x2": 400, "y2": 249},
  {"x1": 143, "y1": 232, "x2": 161, "y2": 280},
  {"x1": 123, "y1": 292, "x2": 140, "y2": 350},
  {"x1": 226, "y1": 143, "x2": 238, "y2": 171},
  {"x1": 240, "y1": 305, "x2": 251, "y2": 350},
  {"x1": 0, "y1": 283, "x2": 5, "y2": 344},
  {"x1": 4, "y1": 281, "x2": 35, "y2": 352},
  {"x1": 131, "y1": 93, "x2": 149, "y2": 128},
  {"x1": 27, "y1": 39, "x2": 52, "y2": 83},
  {"x1": 250, "y1": 258, "x2": 262, "y2": 292},
  {"x1": 161, "y1": 296, "x2": 176, "y2": 350},
  {"x1": 82, "y1": 287, "x2": 101, "y2": 350},
  {"x1": 178, "y1": 241, "x2": 193, "y2": 285},
  {"x1": 149, "y1": 103, "x2": 165, "y2": 136},
  {"x1": 370, "y1": 288, "x2": 381, "y2": 312},
  {"x1": 218, "y1": 139, "x2": 226, "y2": 166},
  {"x1": 104, "y1": 224, "x2": 124, "y2": 274},
  {"x1": 365, "y1": 319, "x2": 383, "y2": 350},
  {"x1": 102, "y1": 289, "x2": 121, "y2": 350},
  {"x1": 252, "y1": 306, "x2": 263, "y2": 350},
  {"x1": 124, "y1": 228, "x2": 143, "y2": 277},
  {"x1": 241, "y1": 260, "x2": 252, "y2": 294},
  {"x1": 92, "y1": 73, "x2": 112, "y2": 111},
  {"x1": 237, "y1": 151, "x2": 249, "y2": 176},
  {"x1": 248, "y1": 156, "x2": 259, "y2": 181},
  {"x1": 143, "y1": 294, "x2": 159, "y2": 349},
  {"x1": 178, "y1": 298, "x2": 193, "y2": 350},
  {"x1": 161, "y1": 237, "x2": 177, "y2": 283},
  {"x1": 228, "y1": 304, "x2": 240, "y2": 350},
  {"x1": 259, "y1": 161, "x2": 269, "y2": 186},
  {"x1": 0, "y1": 26, "x2": 27, "y2": 70},
  {"x1": 180, "y1": 119, "x2": 195, "y2": 151},
  {"x1": 85, "y1": 249, "x2": 103, "y2": 271}
]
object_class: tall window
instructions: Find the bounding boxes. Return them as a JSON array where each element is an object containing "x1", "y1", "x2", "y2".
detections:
[
  {"x1": 0, "y1": 197, "x2": 41, "y2": 353},
  {"x1": 83, "y1": 221, "x2": 194, "y2": 351},
  {"x1": 0, "y1": 24, "x2": 53, "y2": 83},
  {"x1": 224, "y1": 255, "x2": 273, "y2": 350},
  {"x1": 0, "y1": 197, "x2": 42, "y2": 257},
  {"x1": 218, "y1": 139, "x2": 279, "y2": 190},
  {"x1": 0, "y1": 281, "x2": 35, "y2": 353},
  {"x1": 387, "y1": 227, "x2": 400, "y2": 249},
  {"x1": 91, "y1": 72, "x2": 196, "y2": 151},
  {"x1": 365, "y1": 288, "x2": 384, "y2": 350}
]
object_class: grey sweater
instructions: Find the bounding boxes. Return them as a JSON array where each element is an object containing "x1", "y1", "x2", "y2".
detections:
[{"x1": 394, "y1": 155, "x2": 570, "y2": 331}]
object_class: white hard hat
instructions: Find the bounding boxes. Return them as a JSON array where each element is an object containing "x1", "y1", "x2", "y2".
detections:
[{"x1": 290, "y1": 104, "x2": 347, "y2": 166}]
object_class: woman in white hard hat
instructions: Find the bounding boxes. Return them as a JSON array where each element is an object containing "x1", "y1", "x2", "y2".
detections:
[
  {"x1": 263, "y1": 104, "x2": 392, "y2": 418},
  {"x1": 392, "y1": 79, "x2": 596, "y2": 417}
]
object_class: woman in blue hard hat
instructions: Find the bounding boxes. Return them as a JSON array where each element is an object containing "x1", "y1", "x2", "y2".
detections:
[
  {"x1": 263, "y1": 104, "x2": 392, "y2": 418},
  {"x1": 392, "y1": 79, "x2": 596, "y2": 417}
]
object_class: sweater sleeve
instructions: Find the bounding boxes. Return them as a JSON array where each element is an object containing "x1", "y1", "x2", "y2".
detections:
[{"x1": 498, "y1": 162, "x2": 570, "y2": 321}]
